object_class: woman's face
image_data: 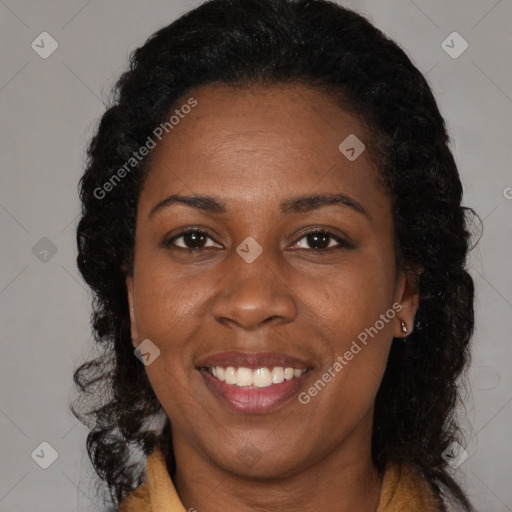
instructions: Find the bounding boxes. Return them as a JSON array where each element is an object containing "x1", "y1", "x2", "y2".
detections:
[{"x1": 126, "y1": 84, "x2": 419, "y2": 478}]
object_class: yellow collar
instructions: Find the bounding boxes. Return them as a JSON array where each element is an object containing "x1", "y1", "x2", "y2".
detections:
[{"x1": 119, "y1": 448, "x2": 441, "y2": 512}]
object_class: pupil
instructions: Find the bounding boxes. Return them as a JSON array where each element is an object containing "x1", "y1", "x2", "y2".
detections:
[
  {"x1": 185, "y1": 231, "x2": 205, "y2": 248},
  {"x1": 308, "y1": 233, "x2": 329, "y2": 249}
]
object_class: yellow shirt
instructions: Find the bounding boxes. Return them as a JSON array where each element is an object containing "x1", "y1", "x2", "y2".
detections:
[{"x1": 118, "y1": 448, "x2": 442, "y2": 512}]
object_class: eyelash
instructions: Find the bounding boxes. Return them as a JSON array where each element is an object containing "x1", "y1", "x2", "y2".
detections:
[{"x1": 164, "y1": 227, "x2": 352, "y2": 252}]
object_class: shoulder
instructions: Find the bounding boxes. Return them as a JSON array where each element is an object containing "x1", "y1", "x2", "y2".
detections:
[{"x1": 377, "y1": 461, "x2": 443, "y2": 512}]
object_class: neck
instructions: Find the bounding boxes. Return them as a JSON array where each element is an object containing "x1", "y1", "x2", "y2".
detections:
[{"x1": 171, "y1": 417, "x2": 383, "y2": 512}]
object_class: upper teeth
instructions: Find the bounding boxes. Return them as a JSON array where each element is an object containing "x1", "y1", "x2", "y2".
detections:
[{"x1": 210, "y1": 366, "x2": 307, "y2": 388}]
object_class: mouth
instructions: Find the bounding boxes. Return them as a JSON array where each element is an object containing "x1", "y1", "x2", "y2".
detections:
[{"x1": 196, "y1": 351, "x2": 314, "y2": 413}]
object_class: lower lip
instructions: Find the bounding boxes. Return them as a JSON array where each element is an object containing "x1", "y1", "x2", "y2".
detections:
[{"x1": 199, "y1": 369, "x2": 310, "y2": 413}]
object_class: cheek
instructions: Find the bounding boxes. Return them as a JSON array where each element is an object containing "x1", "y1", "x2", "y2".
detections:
[
  {"x1": 143, "y1": 365, "x2": 186, "y2": 433},
  {"x1": 132, "y1": 264, "x2": 208, "y2": 411},
  {"x1": 135, "y1": 271, "x2": 206, "y2": 418},
  {"x1": 301, "y1": 306, "x2": 394, "y2": 436},
  {"x1": 133, "y1": 255, "x2": 209, "y2": 341},
  {"x1": 303, "y1": 246, "x2": 396, "y2": 396},
  {"x1": 306, "y1": 247, "x2": 396, "y2": 336}
]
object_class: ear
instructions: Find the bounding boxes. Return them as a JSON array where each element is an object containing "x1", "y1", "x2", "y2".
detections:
[
  {"x1": 393, "y1": 267, "x2": 421, "y2": 339},
  {"x1": 126, "y1": 274, "x2": 139, "y2": 346}
]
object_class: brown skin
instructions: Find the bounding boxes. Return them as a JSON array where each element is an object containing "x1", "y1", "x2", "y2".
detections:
[{"x1": 126, "y1": 84, "x2": 420, "y2": 512}]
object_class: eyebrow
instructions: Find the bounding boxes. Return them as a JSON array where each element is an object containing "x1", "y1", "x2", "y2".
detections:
[{"x1": 149, "y1": 193, "x2": 371, "y2": 221}]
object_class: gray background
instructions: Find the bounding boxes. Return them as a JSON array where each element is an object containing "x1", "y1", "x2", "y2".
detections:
[{"x1": 0, "y1": 1, "x2": 511, "y2": 510}]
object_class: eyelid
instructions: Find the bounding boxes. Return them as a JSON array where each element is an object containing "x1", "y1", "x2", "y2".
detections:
[
  {"x1": 291, "y1": 226, "x2": 353, "y2": 248},
  {"x1": 163, "y1": 225, "x2": 222, "y2": 248},
  {"x1": 163, "y1": 225, "x2": 353, "y2": 251}
]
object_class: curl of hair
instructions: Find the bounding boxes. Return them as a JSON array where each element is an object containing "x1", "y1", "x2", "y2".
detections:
[{"x1": 71, "y1": 0, "x2": 479, "y2": 510}]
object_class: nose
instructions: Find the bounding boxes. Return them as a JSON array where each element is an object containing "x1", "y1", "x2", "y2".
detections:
[{"x1": 211, "y1": 248, "x2": 297, "y2": 331}]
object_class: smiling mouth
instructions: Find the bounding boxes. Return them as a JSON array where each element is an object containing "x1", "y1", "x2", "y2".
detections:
[
  {"x1": 195, "y1": 350, "x2": 315, "y2": 412},
  {"x1": 198, "y1": 366, "x2": 312, "y2": 413},
  {"x1": 201, "y1": 366, "x2": 310, "y2": 388}
]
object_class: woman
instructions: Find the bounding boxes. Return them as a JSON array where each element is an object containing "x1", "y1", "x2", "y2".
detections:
[{"x1": 71, "y1": 0, "x2": 478, "y2": 510}]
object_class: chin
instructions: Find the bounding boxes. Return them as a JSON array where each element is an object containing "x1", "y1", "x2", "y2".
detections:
[{"x1": 213, "y1": 448, "x2": 305, "y2": 481}]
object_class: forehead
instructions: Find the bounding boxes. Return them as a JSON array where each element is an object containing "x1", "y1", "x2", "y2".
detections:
[{"x1": 140, "y1": 84, "x2": 388, "y2": 218}]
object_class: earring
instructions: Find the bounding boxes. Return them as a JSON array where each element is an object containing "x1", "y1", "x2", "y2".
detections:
[
  {"x1": 401, "y1": 321, "x2": 408, "y2": 334},
  {"x1": 131, "y1": 306, "x2": 134, "y2": 312}
]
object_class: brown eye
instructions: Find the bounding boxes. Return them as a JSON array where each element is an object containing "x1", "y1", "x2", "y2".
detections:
[
  {"x1": 165, "y1": 229, "x2": 221, "y2": 250},
  {"x1": 291, "y1": 230, "x2": 352, "y2": 251}
]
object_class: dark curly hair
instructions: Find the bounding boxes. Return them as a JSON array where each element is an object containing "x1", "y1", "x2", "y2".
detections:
[{"x1": 71, "y1": 0, "x2": 480, "y2": 510}]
